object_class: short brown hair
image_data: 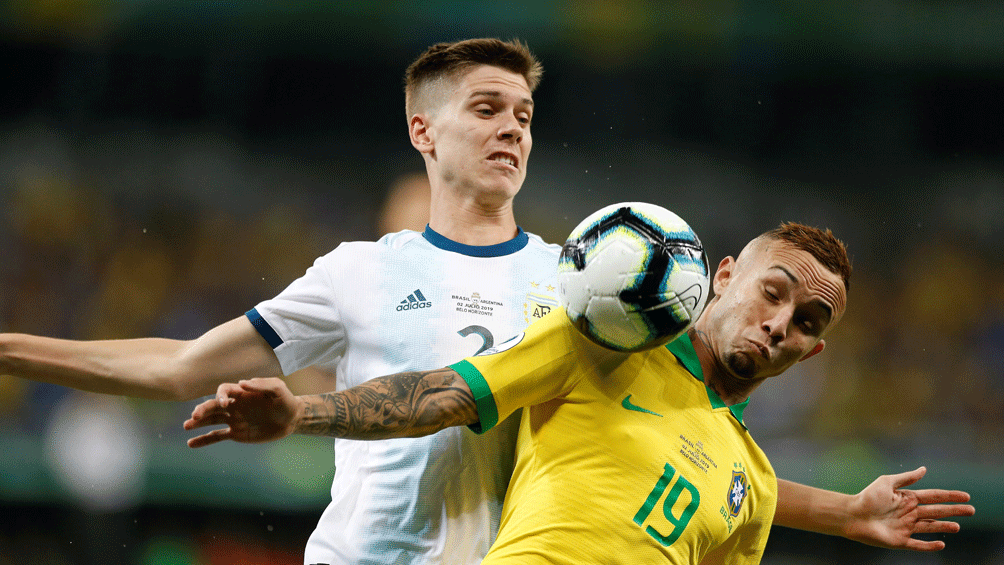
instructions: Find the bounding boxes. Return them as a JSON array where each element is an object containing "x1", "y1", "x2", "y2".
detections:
[
  {"x1": 404, "y1": 38, "x2": 543, "y2": 117},
  {"x1": 761, "y1": 222, "x2": 852, "y2": 293}
]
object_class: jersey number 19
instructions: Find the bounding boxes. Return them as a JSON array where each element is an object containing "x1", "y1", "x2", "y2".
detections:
[{"x1": 633, "y1": 463, "x2": 700, "y2": 546}]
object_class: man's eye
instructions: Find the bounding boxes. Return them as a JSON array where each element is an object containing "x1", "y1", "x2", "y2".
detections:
[{"x1": 797, "y1": 317, "x2": 817, "y2": 334}]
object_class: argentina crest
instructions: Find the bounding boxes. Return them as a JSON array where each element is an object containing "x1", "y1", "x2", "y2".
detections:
[
  {"x1": 727, "y1": 466, "x2": 749, "y2": 517},
  {"x1": 524, "y1": 281, "x2": 558, "y2": 324}
]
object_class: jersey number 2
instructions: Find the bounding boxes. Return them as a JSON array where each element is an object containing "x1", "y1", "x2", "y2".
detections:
[
  {"x1": 633, "y1": 463, "x2": 700, "y2": 546},
  {"x1": 457, "y1": 325, "x2": 494, "y2": 356}
]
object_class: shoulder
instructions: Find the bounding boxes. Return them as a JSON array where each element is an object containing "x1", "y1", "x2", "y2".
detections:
[
  {"x1": 375, "y1": 229, "x2": 427, "y2": 250},
  {"x1": 522, "y1": 230, "x2": 562, "y2": 256},
  {"x1": 318, "y1": 230, "x2": 427, "y2": 262}
]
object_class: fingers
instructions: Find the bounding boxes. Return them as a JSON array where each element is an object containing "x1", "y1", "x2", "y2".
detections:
[
  {"x1": 215, "y1": 382, "x2": 245, "y2": 406},
  {"x1": 912, "y1": 519, "x2": 962, "y2": 535},
  {"x1": 911, "y1": 488, "x2": 972, "y2": 505},
  {"x1": 903, "y1": 538, "x2": 946, "y2": 552},
  {"x1": 185, "y1": 398, "x2": 228, "y2": 428},
  {"x1": 187, "y1": 378, "x2": 291, "y2": 449},
  {"x1": 888, "y1": 466, "x2": 927, "y2": 489},
  {"x1": 184, "y1": 400, "x2": 238, "y2": 447},
  {"x1": 187, "y1": 379, "x2": 283, "y2": 448},
  {"x1": 215, "y1": 378, "x2": 284, "y2": 408},
  {"x1": 183, "y1": 411, "x2": 231, "y2": 431},
  {"x1": 187, "y1": 427, "x2": 235, "y2": 449},
  {"x1": 915, "y1": 502, "x2": 976, "y2": 521},
  {"x1": 238, "y1": 377, "x2": 287, "y2": 397}
]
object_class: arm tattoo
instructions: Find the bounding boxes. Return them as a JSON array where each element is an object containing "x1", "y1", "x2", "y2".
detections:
[{"x1": 295, "y1": 368, "x2": 479, "y2": 440}]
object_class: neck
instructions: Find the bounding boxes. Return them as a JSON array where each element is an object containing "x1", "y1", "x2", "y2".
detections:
[
  {"x1": 688, "y1": 327, "x2": 760, "y2": 406},
  {"x1": 427, "y1": 186, "x2": 519, "y2": 246}
]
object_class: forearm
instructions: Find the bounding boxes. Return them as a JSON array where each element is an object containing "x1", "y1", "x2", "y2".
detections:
[
  {"x1": 294, "y1": 368, "x2": 478, "y2": 440},
  {"x1": 0, "y1": 318, "x2": 281, "y2": 401},
  {"x1": 0, "y1": 333, "x2": 195, "y2": 400},
  {"x1": 774, "y1": 478, "x2": 854, "y2": 537}
]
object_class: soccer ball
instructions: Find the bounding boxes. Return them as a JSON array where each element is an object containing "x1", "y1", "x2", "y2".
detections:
[{"x1": 558, "y1": 202, "x2": 710, "y2": 352}]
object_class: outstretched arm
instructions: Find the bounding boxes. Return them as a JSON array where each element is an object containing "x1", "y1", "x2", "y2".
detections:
[
  {"x1": 775, "y1": 469, "x2": 975, "y2": 551},
  {"x1": 0, "y1": 317, "x2": 282, "y2": 401},
  {"x1": 184, "y1": 369, "x2": 477, "y2": 447}
]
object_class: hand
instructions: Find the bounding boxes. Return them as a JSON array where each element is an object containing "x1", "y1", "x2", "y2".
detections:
[
  {"x1": 844, "y1": 466, "x2": 975, "y2": 551},
  {"x1": 184, "y1": 377, "x2": 302, "y2": 448}
]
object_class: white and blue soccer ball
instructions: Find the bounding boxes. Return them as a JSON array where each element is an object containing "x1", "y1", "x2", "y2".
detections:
[{"x1": 558, "y1": 202, "x2": 710, "y2": 352}]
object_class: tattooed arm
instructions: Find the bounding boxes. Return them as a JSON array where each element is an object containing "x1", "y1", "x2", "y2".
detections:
[{"x1": 183, "y1": 371, "x2": 478, "y2": 448}]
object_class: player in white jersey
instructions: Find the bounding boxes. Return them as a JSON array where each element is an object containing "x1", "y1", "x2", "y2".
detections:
[
  {"x1": 250, "y1": 228, "x2": 559, "y2": 562},
  {"x1": 0, "y1": 38, "x2": 973, "y2": 564}
]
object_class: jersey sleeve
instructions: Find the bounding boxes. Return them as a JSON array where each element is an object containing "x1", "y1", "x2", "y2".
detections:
[
  {"x1": 450, "y1": 307, "x2": 599, "y2": 434},
  {"x1": 246, "y1": 247, "x2": 349, "y2": 375}
]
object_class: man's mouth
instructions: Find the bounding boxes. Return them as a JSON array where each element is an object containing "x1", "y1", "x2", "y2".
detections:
[
  {"x1": 488, "y1": 152, "x2": 518, "y2": 169},
  {"x1": 748, "y1": 340, "x2": 769, "y2": 361}
]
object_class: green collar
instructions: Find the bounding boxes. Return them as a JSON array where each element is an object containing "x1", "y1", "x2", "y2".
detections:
[{"x1": 665, "y1": 333, "x2": 749, "y2": 429}]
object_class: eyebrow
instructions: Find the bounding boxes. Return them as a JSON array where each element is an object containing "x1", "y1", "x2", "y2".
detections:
[
  {"x1": 469, "y1": 90, "x2": 534, "y2": 107},
  {"x1": 770, "y1": 265, "x2": 833, "y2": 324}
]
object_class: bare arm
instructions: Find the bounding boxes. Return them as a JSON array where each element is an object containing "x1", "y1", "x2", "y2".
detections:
[
  {"x1": 0, "y1": 317, "x2": 282, "y2": 401},
  {"x1": 775, "y1": 472, "x2": 974, "y2": 552},
  {"x1": 184, "y1": 368, "x2": 478, "y2": 447},
  {"x1": 297, "y1": 368, "x2": 478, "y2": 438}
]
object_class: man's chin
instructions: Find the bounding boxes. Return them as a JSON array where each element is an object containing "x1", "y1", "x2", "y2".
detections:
[
  {"x1": 474, "y1": 180, "x2": 521, "y2": 202},
  {"x1": 724, "y1": 352, "x2": 758, "y2": 381}
]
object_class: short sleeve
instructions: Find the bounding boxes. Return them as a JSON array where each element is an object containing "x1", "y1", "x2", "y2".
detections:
[{"x1": 249, "y1": 247, "x2": 349, "y2": 375}]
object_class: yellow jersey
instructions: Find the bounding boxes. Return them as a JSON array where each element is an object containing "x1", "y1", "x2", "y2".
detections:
[{"x1": 450, "y1": 308, "x2": 776, "y2": 565}]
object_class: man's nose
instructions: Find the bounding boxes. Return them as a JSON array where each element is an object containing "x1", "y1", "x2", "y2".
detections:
[
  {"x1": 762, "y1": 309, "x2": 791, "y2": 342},
  {"x1": 497, "y1": 114, "x2": 522, "y2": 143}
]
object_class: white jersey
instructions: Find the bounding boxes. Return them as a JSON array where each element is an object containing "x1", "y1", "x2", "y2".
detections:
[{"x1": 247, "y1": 226, "x2": 561, "y2": 565}]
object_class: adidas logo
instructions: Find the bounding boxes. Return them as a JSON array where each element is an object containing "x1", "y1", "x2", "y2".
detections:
[{"x1": 397, "y1": 289, "x2": 432, "y2": 311}]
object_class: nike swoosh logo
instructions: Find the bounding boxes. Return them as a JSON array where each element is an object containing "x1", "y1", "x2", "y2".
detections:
[{"x1": 622, "y1": 395, "x2": 663, "y2": 417}]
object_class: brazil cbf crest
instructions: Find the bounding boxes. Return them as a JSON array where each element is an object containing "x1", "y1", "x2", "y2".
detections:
[{"x1": 727, "y1": 468, "x2": 749, "y2": 517}]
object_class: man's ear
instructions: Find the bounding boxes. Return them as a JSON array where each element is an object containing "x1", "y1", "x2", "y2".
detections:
[
  {"x1": 712, "y1": 256, "x2": 735, "y2": 296},
  {"x1": 410, "y1": 114, "x2": 434, "y2": 155},
  {"x1": 799, "y1": 340, "x2": 825, "y2": 362}
]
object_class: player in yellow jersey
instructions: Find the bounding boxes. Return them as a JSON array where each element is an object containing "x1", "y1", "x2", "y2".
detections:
[
  {"x1": 186, "y1": 221, "x2": 974, "y2": 563},
  {"x1": 451, "y1": 311, "x2": 774, "y2": 564}
]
